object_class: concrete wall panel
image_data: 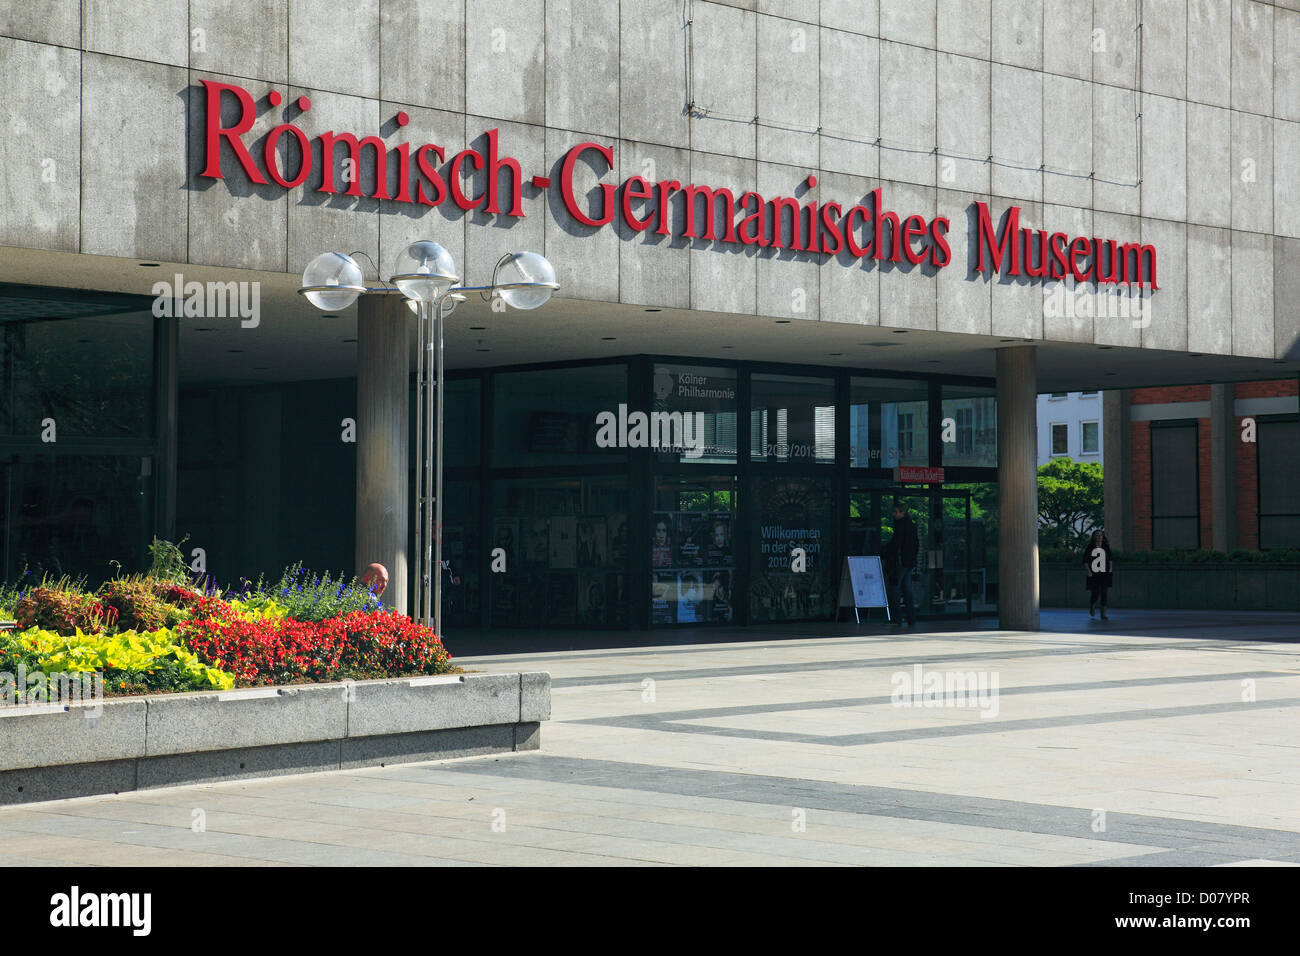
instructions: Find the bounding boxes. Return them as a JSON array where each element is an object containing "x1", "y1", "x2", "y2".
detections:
[
  {"x1": 937, "y1": 188, "x2": 991, "y2": 336},
  {"x1": 617, "y1": 140, "x2": 690, "y2": 308},
  {"x1": 289, "y1": 0, "x2": 379, "y2": 98},
  {"x1": 820, "y1": 28, "x2": 878, "y2": 179},
  {"x1": 690, "y1": 2, "x2": 756, "y2": 160},
  {"x1": 0, "y1": 39, "x2": 79, "y2": 253},
  {"x1": 938, "y1": 0, "x2": 990, "y2": 60},
  {"x1": 1042, "y1": 0, "x2": 1091, "y2": 81},
  {"x1": 991, "y1": 0, "x2": 1042, "y2": 71},
  {"x1": 1140, "y1": 94, "x2": 1187, "y2": 222},
  {"x1": 187, "y1": 71, "x2": 288, "y2": 272},
  {"x1": 375, "y1": 104, "x2": 467, "y2": 288},
  {"x1": 1275, "y1": 119, "x2": 1300, "y2": 239},
  {"x1": 0, "y1": 0, "x2": 79, "y2": 46},
  {"x1": 817, "y1": 169, "x2": 880, "y2": 326},
  {"x1": 1187, "y1": 224, "x2": 1233, "y2": 355},
  {"x1": 991, "y1": 64, "x2": 1042, "y2": 202},
  {"x1": 461, "y1": 118, "x2": 546, "y2": 287},
  {"x1": 1091, "y1": 211, "x2": 1142, "y2": 348},
  {"x1": 1187, "y1": 0, "x2": 1232, "y2": 108},
  {"x1": 822, "y1": 0, "x2": 879, "y2": 37},
  {"x1": 1186, "y1": 103, "x2": 1231, "y2": 228},
  {"x1": 1140, "y1": 217, "x2": 1187, "y2": 352},
  {"x1": 1093, "y1": 0, "x2": 1138, "y2": 89},
  {"x1": 85, "y1": 0, "x2": 188, "y2": 67},
  {"x1": 464, "y1": 0, "x2": 545, "y2": 125},
  {"x1": 1230, "y1": 0, "x2": 1273, "y2": 116},
  {"x1": 620, "y1": 0, "x2": 689, "y2": 149},
  {"x1": 543, "y1": 126, "x2": 619, "y2": 302},
  {"x1": 1039, "y1": 204, "x2": 1093, "y2": 344},
  {"x1": 880, "y1": 0, "x2": 935, "y2": 47},
  {"x1": 879, "y1": 41, "x2": 935, "y2": 187},
  {"x1": 1230, "y1": 229, "x2": 1273, "y2": 358},
  {"x1": 1042, "y1": 74, "x2": 1093, "y2": 209},
  {"x1": 989, "y1": 199, "x2": 1042, "y2": 339},
  {"x1": 546, "y1": 0, "x2": 620, "y2": 137},
  {"x1": 380, "y1": 0, "x2": 465, "y2": 113},
  {"x1": 757, "y1": 15, "x2": 820, "y2": 170},
  {"x1": 82, "y1": 55, "x2": 187, "y2": 261},
  {"x1": 285, "y1": 89, "x2": 380, "y2": 277},
  {"x1": 1231, "y1": 109, "x2": 1273, "y2": 234},
  {"x1": 1140, "y1": 0, "x2": 1187, "y2": 100},
  {"x1": 1276, "y1": 9, "x2": 1300, "y2": 122},
  {"x1": 938, "y1": 53, "x2": 991, "y2": 195},
  {"x1": 1092, "y1": 82, "x2": 1141, "y2": 216},
  {"x1": 1275, "y1": 237, "x2": 1300, "y2": 360},
  {"x1": 191, "y1": 0, "x2": 288, "y2": 84},
  {"x1": 878, "y1": 183, "x2": 937, "y2": 330},
  {"x1": 689, "y1": 151, "x2": 758, "y2": 315}
]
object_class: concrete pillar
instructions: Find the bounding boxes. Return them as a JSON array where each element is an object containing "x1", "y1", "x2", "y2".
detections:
[
  {"x1": 355, "y1": 295, "x2": 409, "y2": 612},
  {"x1": 1102, "y1": 389, "x2": 1132, "y2": 551},
  {"x1": 1210, "y1": 383, "x2": 1236, "y2": 552},
  {"x1": 996, "y1": 346, "x2": 1039, "y2": 630}
]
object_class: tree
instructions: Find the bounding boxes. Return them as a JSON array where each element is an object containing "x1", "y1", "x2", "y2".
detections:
[{"x1": 1037, "y1": 458, "x2": 1104, "y2": 550}]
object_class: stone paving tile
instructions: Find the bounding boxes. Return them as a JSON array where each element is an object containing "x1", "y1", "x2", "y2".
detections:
[{"x1": 4, "y1": 614, "x2": 1299, "y2": 865}]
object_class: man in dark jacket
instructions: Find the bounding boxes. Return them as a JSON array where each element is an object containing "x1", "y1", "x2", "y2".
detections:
[{"x1": 882, "y1": 502, "x2": 919, "y2": 627}]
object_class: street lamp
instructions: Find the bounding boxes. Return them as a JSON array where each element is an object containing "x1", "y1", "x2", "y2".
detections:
[{"x1": 299, "y1": 245, "x2": 558, "y2": 636}]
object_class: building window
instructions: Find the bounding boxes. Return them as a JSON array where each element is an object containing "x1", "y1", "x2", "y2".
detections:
[
  {"x1": 1048, "y1": 392, "x2": 1068, "y2": 400},
  {"x1": 898, "y1": 412, "x2": 915, "y2": 458},
  {"x1": 956, "y1": 406, "x2": 975, "y2": 455},
  {"x1": 1151, "y1": 422, "x2": 1199, "y2": 550},
  {"x1": 1080, "y1": 421, "x2": 1099, "y2": 455},
  {"x1": 1050, "y1": 422, "x2": 1068, "y2": 456},
  {"x1": 1080, "y1": 391, "x2": 1098, "y2": 397},
  {"x1": 1258, "y1": 418, "x2": 1300, "y2": 549}
]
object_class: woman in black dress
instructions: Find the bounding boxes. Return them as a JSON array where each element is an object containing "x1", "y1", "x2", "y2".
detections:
[{"x1": 1082, "y1": 529, "x2": 1113, "y2": 619}]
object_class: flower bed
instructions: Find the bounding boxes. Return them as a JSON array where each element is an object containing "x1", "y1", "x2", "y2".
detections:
[{"x1": 0, "y1": 554, "x2": 453, "y2": 699}]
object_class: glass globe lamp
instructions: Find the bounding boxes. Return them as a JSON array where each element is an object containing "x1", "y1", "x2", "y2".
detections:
[
  {"x1": 300, "y1": 252, "x2": 365, "y2": 311},
  {"x1": 391, "y1": 241, "x2": 458, "y2": 303},
  {"x1": 494, "y1": 252, "x2": 557, "y2": 311}
]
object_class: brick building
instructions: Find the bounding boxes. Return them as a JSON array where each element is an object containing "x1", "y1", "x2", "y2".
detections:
[{"x1": 1104, "y1": 381, "x2": 1300, "y2": 552}]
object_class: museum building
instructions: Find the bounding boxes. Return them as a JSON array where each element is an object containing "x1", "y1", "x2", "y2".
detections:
[{"x1": 1, "y1": 0, "x2": 1296, "y2": 634}]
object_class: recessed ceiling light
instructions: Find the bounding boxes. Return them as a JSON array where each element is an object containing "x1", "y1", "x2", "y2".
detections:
[
  {"x1": 343, "y1": 338, "x2": 357, "y2": 343},
  {"x1": 775, "y1": 319, "x2": 791, "y2": 324},
  {"x1": 645, "y1": 309, "x2": 661, "y2": 313},
  {"x1": 322, "y1": 314, "x2": 339, "y2": 319},
  {"x1": 253, "y1": 366, "x2": 269, "y2": 371},
  {"x1": 475, "y1": 348, "x2": 491, "y2": 352},
  {"x1": 139, "y1": 262, "x2": 160, "y2": 267},
  {"x1": 1104, "y1": 371, "x2": 1116, "y2": 376},
  {"x1": 1188, "y1": 353, "x2": 1203, "y2": 358},
  {"x1": 892, "y1": 329, "x2": 909, "y2": 334},
  {"x1": 226, "y1": 348, "x2": 244, "y2": 353},
  {"x1": 927, "y1": 360, "x2": 941, "y2": 364},
  {"x1": 999, "y1": 338, "x2": 1017, "y2": 343},
  {"x1": 602, "y1": 336, "x2": 616, "y2": 341},
  {"x1": 76, "y1": 338, "x2": 91, "y2": 344},
  {"x1": 1098, "y1": 346, "x2": 1113, "y2": 350},
  {"x1": 721, "y1": 345, "x2": 734, "y2": 349},
  {"x1": 195, "y1": 327, "x2": 215, "y2": 332},
  {"x1": 470, "y1": 326, "x2": 486, "y2": 331},
  {"x1": 828, "y1": 352, "x2": 843, "y2": 356}
]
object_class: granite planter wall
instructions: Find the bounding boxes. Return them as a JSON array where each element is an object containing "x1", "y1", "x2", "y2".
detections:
[
  {"x1": 0, "y1": 671, "x2": 550, "y2": 805},
  {"x1": 1041, "y1": 562, "x2": 1300, "y2": 612}
]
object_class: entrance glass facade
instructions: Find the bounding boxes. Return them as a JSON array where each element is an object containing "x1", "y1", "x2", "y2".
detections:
[{"x1": 440, "y1": 355, "x2": 1000, "y2": 629}]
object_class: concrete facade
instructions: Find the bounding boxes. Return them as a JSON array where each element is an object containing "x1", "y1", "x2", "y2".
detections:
[{"x1": 0, "y1": 0, "x2": 1295, "y2": 379}]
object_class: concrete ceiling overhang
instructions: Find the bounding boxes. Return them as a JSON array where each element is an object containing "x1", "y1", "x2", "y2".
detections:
[{"x1": 1, "y1": 245, "x2": 1295, "y2": 392}]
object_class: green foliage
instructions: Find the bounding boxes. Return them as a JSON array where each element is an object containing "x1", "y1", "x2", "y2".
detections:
[
  {"x1": 246, "y1": 563, "x2": 381, "y2": 623},
  {"x1": 1, "y1": 625, "x2": 235, "y2": 696},
  {"x1": 12, "y1": 580, "x2": 114, "y2": 635},
  {"x1": 1037, "y1": 458, "x2": 1104, "y2": 551},
  {"x1": 147, "y1": 536, "x2": 192, "y2": 585}
]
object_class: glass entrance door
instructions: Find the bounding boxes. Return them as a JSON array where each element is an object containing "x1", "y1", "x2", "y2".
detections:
[{"x1": 847, "y1": 485, "x2": 975, "y2": 620}]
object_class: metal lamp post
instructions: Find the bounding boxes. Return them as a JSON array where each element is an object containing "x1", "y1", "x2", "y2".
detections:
[{"x1": 299, "y1": 245, "x2": 558, "y2": 636}]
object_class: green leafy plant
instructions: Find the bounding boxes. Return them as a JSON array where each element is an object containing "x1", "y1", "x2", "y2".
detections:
[
  {"x1": 147, "y1": 536, "x2": 193, "y2": 585},
  {"x1": 12, "y1": 581, "x2": 116, "y2": 636},
  {"x1": 246, "y1": 563, "x2": 381, "y2": 623}
]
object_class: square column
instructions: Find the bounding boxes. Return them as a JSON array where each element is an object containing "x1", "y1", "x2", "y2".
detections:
[
  {"x1": 996, "y1": 346, "x2": 1039, "y2": 630},
  {"x1": 355, "y1": 295, "x2": 410, "y2": 612}
]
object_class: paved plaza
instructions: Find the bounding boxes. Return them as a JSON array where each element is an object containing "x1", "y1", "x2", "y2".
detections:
[{"x1": 2, "y1": 610, "x2": 1299, "y2": 866}]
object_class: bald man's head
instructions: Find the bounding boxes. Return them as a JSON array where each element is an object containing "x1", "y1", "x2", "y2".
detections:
[{"x1": 360, "y1": 563, "x2": 388, "y2": 597}]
